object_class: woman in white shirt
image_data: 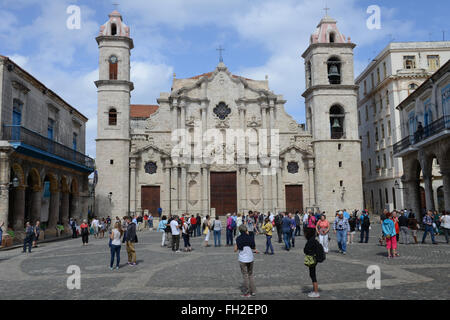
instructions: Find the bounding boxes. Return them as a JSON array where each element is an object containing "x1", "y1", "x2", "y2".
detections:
[
  {"x1": 109, "y1": 222, "x2": 123, "y2": 270},
  {"x1": 440, "y1": 212, "x2": 450, "y2": 244}
]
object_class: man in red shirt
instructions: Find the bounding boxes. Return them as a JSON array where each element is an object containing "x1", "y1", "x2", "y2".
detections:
[{"x1": 190, "y1": 215, "x2": 197, "y2": 237}]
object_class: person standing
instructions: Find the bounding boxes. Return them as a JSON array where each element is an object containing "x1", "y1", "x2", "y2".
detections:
[
  {"x1": 348, "y1": 214, "x2": 356, "y2": 244},
  {"x1": 281, "y1": 212, "x2": 292, "y2": 251},
  {"x1": 158, "y1": 215, "x2": 168, "y2": 247},
  {"x1": 91, "y1": 217, "x2": 99, "y2": 239},
  {"x1": 262, "y1": 217, "x2": 274, "y2": 255},
  {"x1": 359, "y1": 210, "x2": 370, "y2": 243},
  {"x1": 440, "y1": 211, "x2": 450, "y2": 244},
  {"x1": 32, "y1": 220, "x2": 40, "y2": 248},
  {"x1": 304, "y1": 228, "x2": 324, "y2": 298},
  {"x1": 306, "y1": 211, "x2": 317, "y2": 235},
  {"x1": 234, "y1": 224, "x2": 258, "y2": 297},
  {"x1": 333, "y1": 211, "x2": 350, "y2": 254},
  {"x1": 274, "y1": 212, "x2": 283, "y2": 243},
  {"x1": 125, "y1": 217, "x2": 137, "y2": 265},
  {"x1": 213, "y1": 216, "x2": 222, "y2": 247},
  {"x1": 157, "y1": 207, "x2": 162, "y2": 218},
  {"x1": 109, "y1": 222, "x2": 123, "y2": 270},
  {"x1": 407, "y1": 213, "x2": 419, "y2": 244},
  {"x1": 232, "y1": 213, "x2": 238, "y2": 237},
  {"x1": 422, "y1": 210, "x2": 438, "y2": 244},
  {"x1": 182, "y1": 218, "x2": 192, "y2": 252},
  {"x1": 289, "y1": 213, "x2": 296, "y2": 248},
  {"x1": 382, "y1": 212, "x2": 398, "y2": 258},
  {"x1": 203, "y1": 215, "x2": 211, "y2": 247},
  {"x1": 295, "y1": 211, "x2": 301, "y2": 236},
  {"x1": 226, "y1": 214, "x2": 234, "y2": 246},
  {"x1": 170, "y1": 215, "x2": 181, "y2": 252},
  {"x1": 398, "y1": 211, "x2": 410, "y2": 244},
  {"x1": 316, "y1": 214, "x2": 330, "y2": 253},
  {"x1": 236, "y1": 213, "x2": 243, "y2": 236},
  {"x1": 392, "y1": 211, "x2": 400, "y2": 242},
  {"x1": 23, "y1": 222, "x2": 34, "y2": 253},
  {"x1": 80, "y1": 220, "x2": 89, "y2": 246},
  {"x1": 245, "y1": 212, "x2": 257, "y2": 240},
  {"x1": 0, "y1": 221, "x2": 4, "y2": 247}
]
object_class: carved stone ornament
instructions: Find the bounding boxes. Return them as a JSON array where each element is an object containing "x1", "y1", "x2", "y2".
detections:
[
  {"x1": 185, "y1": 115, "x2": 197, "y2": 127},
  {"x1": 247, "y1": 115, "x2": 261, "y2": 128},
  {"x1": 215, "y1": 118, "x2": 230, "y2": 128},
  {"x1": 144, "y1": 161, "x2": 157, "y2": 174},
  {"x1": 287, "y1": 161, "x2": 299, "y2": 174},
  {"x1": 145, "y1": 118, "x2": 156, "y2": 130},
  {"x1": 289, "y1": 121, "x2": 298, "y2": 132}
]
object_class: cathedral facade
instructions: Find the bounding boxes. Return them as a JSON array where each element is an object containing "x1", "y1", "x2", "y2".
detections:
[{"x1": 95, "y1": 11, "x2": 363, "y2": 218}]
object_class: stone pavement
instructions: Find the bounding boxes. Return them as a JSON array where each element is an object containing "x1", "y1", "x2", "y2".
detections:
[{"x1": 0, "y1": 224, "x2": 449, "y2": 300}]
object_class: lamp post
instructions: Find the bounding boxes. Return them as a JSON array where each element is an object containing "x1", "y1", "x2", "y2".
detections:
[{"x1": 394, "y1": 180, "x2": 405, "y2": 190}]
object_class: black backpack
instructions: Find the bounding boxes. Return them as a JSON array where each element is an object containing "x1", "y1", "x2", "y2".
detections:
[
  {"x1": 315, "y1": 241, "x2": 326, "y2": 263},
  {"x1": 362, "y1": 215, "x2": 370, "y2": 228}
]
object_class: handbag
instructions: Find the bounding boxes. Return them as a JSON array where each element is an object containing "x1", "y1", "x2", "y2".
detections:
[{"x1": 304, "y1": 255, "x2": 316, "y2": 267}]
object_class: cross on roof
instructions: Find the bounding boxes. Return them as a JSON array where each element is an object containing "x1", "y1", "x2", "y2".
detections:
[
  {"x1": 324, "y1": 6, "x2": 330, "y2": 17},
  {"x1": 113, "y1": 2, "x2": 120, "y2": 10},
  {"x1": 216, "y1": 46, "x2": 225, "y2": 63}
]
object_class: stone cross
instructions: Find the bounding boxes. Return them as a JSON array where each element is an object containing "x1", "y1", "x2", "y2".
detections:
[{"x1": 216, "y1": 46, "x2": 225, "y2": 63}]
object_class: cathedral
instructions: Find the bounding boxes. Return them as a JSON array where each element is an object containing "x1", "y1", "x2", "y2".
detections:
[{"x1": 95, "y1": 10, "x2": 363, "y2": 218}]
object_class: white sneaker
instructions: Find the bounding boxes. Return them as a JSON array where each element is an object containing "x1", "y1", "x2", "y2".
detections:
[{"x1": 308, "y1": 291, "x2": 320, "y2": 298}]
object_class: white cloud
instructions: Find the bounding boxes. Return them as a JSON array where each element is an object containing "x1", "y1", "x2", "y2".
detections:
[{"x1": 131, "y1": 61, "x2": 174, "y2": 104}]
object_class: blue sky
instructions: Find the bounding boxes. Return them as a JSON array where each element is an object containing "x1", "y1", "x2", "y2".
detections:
[{"x1": 0, "y1": 0, "x2": 449, "y2": 158}]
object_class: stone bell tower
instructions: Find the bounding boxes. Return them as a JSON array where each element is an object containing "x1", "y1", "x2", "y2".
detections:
[
  {"x1": 95, "y1": 10, "x2": 134, "y2": 217},
  {"x1": 302, "y1": 15, "x2": 363, "y2": 216}
]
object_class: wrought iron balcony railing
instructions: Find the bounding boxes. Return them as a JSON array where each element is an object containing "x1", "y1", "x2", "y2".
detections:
[
  {"x1": 393, "y1": 116, "x2": 450, "y2": 155},
  {"x1": 2, "y1": 125, "x2": 94, "y2": 170}
]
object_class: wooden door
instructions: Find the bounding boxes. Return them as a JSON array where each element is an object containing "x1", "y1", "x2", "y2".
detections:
[
  {"x1": 285, "y1": 185, "x2": 303, "y2": 214},
  {"x1": 210, "y1": 172, "x2": 237, "y2": 216},
  {"x1": 141, "y1": 186, "x2": 160, "y2": 217}
]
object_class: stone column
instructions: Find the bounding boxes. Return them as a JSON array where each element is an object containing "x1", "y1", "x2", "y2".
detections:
[
  {"x1": 163, "y1": 163, "x2": 171, "y2": 214},
  {"x1": 61, "y1": 191, "x2": 70, "y2": 233},
  {"x1": 308, "y1": 160, "x2": 316, "y2": 207},
  {"x1": 201, "y1": 166, "x2": 208, "y2": 216},
  {"x1": 171, "y1": 166, "x2": 178, "y2": 214},
  {"x1": 180, "y1": 165, "x2": 187, "y2": 213},
  {"x1": 239, "y1": 166, "x2": 247, "y2": 213},
  {"x1": 441, "y1": 168, "x2": 450, "y2": 212},
  {"x1": 271, "y1": 169, "x2": 277, "y2": 213},
  {"x1": 0, "y1": 146, "x2": 12, "y2": 231},
  {"x1": 30, "y1": 186, "x2": 42, "y2": 224},
  {"x1": 402, "y1": 178, "x2": 421, "y2": 219},
  {"x1": 130, "y1": 158, "x2": 137, "y2": 214},
  {"x1": 262, "y1": 169, "x2": 269, "y2": 214},
  {"x1": 13, "y1": 186, "x2": 26, "y2": 230},
  {"x1": 423, "y1": 173, "x2": 435, "y2": 211}
]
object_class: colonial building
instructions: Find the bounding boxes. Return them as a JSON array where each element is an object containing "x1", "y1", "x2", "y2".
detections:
[
  {"x1": 356, "y1": 42, "x2": 450, "y2": 213},
  {"x1": 95, "y1": 11, "x2": 363, "y2": 218},
  {"x1": 394, "y1": 59, "x2": 450, "y2": 217},
  {"x1": 0, "y1": 55, "x2": 94, "y2": 241}
]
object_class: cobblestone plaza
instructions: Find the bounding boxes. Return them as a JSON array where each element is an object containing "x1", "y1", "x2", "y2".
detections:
[{"x1": 1, "y1": 224, "x2": 448, "y2": 300}]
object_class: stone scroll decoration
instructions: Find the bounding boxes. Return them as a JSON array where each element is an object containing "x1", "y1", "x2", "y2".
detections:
[
  {"x1": 144, "y1": 161, "x2": 157, "y2": 175},
  {"x1": 287, "y1": 161, "x2": 299, "y2": 174}
]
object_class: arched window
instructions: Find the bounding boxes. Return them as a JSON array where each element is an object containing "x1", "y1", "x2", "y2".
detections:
[
  {"x1": 109, "y1": 55, "x2": 118, "y2": 80},
  {"x1": 306, "y1": 61, "x2": 312, "y2": 88},
  {"x1": 111, "y1": 23, "x2": 117, "y2": 36},
  {"x1": 108, "y1": 108, "x2": 117, "y2": 126},
  {"x1": 329, "y1": 32, "x2": 335, "y2": 43},
  {"x1": 408, "y1": 83, "x2": 418, "y2": 95},
  {"x1": 330, "y1": 105, "x2": 345, "y2": 139},
  {"x1": 327, "y1": 57, "x2": 341, "y2": 84}
]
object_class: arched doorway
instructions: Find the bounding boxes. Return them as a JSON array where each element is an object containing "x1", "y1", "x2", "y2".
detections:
[
  {"x1": 437, "y1": 186, "x2": 444, "y2": 212},
  {"x1": 24, "y1": 168, "x2": 41, "y2": 225}
]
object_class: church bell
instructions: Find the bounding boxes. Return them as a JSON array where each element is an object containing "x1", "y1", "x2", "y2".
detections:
[
  {"x1": 332, "y1": 118, "x2": 341, "y2": 128},
  {"x1": 328, "y1": 64, "x2": 340, "y2": 84}
]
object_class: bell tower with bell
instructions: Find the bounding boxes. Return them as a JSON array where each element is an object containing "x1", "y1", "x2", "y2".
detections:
[{"x1": 301, "y1": 13, "x2": 363, "y2": 216}]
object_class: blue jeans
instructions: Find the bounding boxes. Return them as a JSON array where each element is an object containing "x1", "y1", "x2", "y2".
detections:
[
  {"x1": 360, "y1": 227, "x2": 369, "y2": 243},
  {"x1": 214, "y1": 230, "x2": 221, "y2": 246},
  {"x1": 336, "y1": 230, "x2": 347, "y2": 252},
  {"x1": 265, "y1": 235, "x2": 274, "y2": 253},
  {"x1": 422, "y1": 225, "x2": 436, "y2": 243},
  {"x1": 283, "y1": 231, "x2": 291, "y2": 250},
  {"x1": 226, "y1": 229, "x2": 233, "y2": 245},
  {"x1": 110, "y1": 244, "x2": 121, "y2": 268},
  {"x1": 197, "y1": 225, "x2": 201, "y2": 237}
]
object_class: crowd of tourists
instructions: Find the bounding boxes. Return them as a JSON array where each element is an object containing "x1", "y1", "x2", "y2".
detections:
[{"x1": 9, "y1": 206, "x2": 449, "y2": 299}]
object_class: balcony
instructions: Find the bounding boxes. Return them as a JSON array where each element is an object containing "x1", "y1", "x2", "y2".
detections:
[
  {"x1": 393, "y1": 116, "x2": 450, "y2": 157},
  {"x1": 2, "y1": 125, "x2": 94, "y2": 172}
]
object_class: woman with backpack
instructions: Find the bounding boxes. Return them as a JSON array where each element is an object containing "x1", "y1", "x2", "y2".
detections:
[
  {"x1": 157, "y1": 215, "x2": 168, "y2": 247},
  {"x1": 304, "y1": 228, "x2": 325, "y2": 298},
  {"x1": 382, "y1": 212, "x2": 398, "y2": 258}
]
